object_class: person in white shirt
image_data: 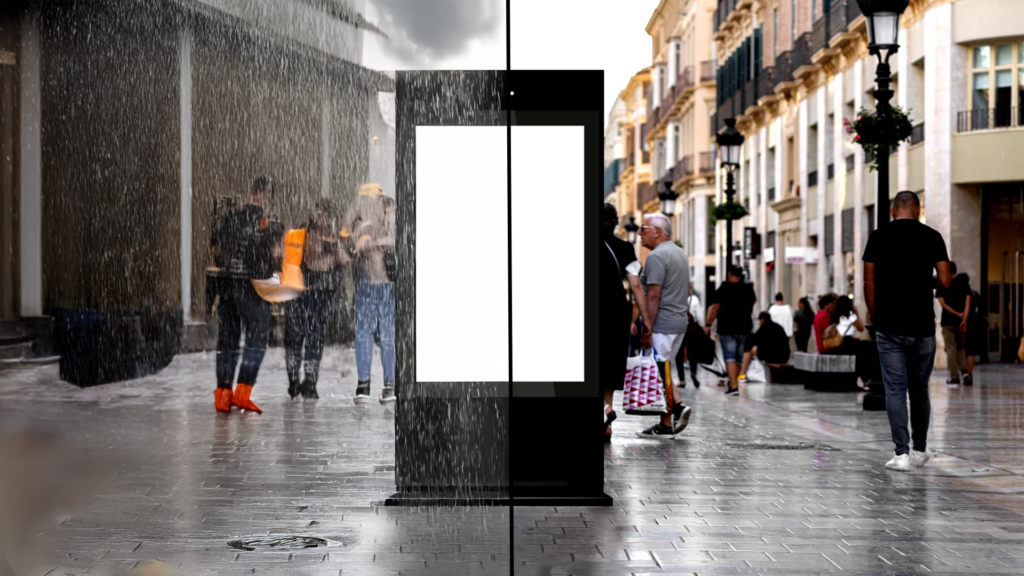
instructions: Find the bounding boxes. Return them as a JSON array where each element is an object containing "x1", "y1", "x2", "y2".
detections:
[{"x1": 768, "y1": 293, "x2": 794, "y2": 341}]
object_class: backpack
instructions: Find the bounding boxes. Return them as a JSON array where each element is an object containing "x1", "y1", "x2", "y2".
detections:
[{"x1": 213, "y1": 204, "x2": 280, "y2": 279}]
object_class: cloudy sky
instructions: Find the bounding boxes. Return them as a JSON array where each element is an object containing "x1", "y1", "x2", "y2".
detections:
[{"x1": 361, "y1": 0, "x2": 659, "y2": 120}]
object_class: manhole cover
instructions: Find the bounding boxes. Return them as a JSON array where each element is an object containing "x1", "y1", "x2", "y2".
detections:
[
  {"x1": 725, "y1": 443, "x2": 840, "y2": 452},
  {"x1": 228, "y1": 535, "x2": 333, "y2": 551}
]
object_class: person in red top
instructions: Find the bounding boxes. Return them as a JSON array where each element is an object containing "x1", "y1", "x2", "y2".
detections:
[{"x1": 813, "y1": 293, "x2": 838, "y2": 353}]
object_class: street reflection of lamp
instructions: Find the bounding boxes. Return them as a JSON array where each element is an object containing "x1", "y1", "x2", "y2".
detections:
[
  {"x1": 716, "y1": 118, "x2": 744, "y2": 267},
  {"x1": 658, "y1": 181, "x2": 678, "y2": 217},
  {"x1": 624, "y1": 216, "x2": 640, "y2": 244},
  {"x1": 857, "y1": 0, "x2": 909, "y2": 227}
]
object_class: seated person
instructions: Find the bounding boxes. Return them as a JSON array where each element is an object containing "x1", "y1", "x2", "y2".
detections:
[
  {"x1": 739, "y1": 313, "x2": 792, "y2": 381},
  {"x1": 826, "y1": 295, "x2": 877, "y2": 386}
]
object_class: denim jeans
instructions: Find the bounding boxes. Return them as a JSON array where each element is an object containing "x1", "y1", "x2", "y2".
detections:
[
  {"x1": 876, "y1": 331, "x2": 936, "y2": 455},
  {"x1": 355, "y1": 277, "x2": 395, "y2": 384},
  {"x1": 216, "y1": 279, "x2": 271, "y2": 389},
  {"x1": 720, "y1": 334, "x2": 747, "y2": 364}
]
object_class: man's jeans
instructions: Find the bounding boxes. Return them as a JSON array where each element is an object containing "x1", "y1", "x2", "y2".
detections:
[
  {"x1": 355, "y1": 278, "x2": 395, "y2": 385},
  {"x1": 876, "y1": 331, "x2": 936, "y2": 455}
]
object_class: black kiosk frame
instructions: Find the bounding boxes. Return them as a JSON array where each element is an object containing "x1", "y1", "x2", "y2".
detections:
[{"x1": 388, "y1": 70, "x2": 610, "y2": 507}]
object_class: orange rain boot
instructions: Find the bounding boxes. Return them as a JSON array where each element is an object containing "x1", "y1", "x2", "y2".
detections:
[
  {"x1": 231, "y1": 383, "x2": 263, "y2": 414},
  {"x1": 215, "y1": 388, "x2": 232, "y2": 413}
]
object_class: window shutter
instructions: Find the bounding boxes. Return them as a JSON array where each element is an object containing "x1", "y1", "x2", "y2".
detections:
[
  {"x1": 842, "y1": 208, "x2": 854, "y2": 253},
  {"x1": 824, "y1": 214, "x2": 835, "y2": 256}
]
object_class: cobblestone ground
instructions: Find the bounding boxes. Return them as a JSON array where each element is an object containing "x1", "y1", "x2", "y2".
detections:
[{"x1": 2, "y1": 351, "x2": 1024, "y2": 575}]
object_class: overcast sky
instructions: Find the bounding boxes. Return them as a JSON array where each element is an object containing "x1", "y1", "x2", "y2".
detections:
[{"x1": 361, "y1": 0, "x2": 659, "y2": 120}]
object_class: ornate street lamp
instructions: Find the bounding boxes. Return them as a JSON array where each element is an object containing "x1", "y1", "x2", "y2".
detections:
[
  {"x1": 716, "y1": 118, "x2": 744, "y2": 268},
  {"x1": 623, "y1": 216, "x2": 640, "y2": 244},
  {"x1": 658, "y1": 181, "x2": 678, "y2": 217},
  {"x1": 858, "y1": 0, "x2": 909, "y2": 227}
]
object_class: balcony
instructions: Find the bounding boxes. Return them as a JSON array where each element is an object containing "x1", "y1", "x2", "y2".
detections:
[
  {"x1": 811, "y1": 13, "x2": 830, "y2": 56},
  {"x1": 828, "y1": 0, "x2": 863, "y2": 48},
  {"x1": 772, "y1": 51, "x2": 794, "y2": 92},
  {"x1": 645, "y1": 104, "x2": 661, "y2": 139},
  {"x1": 714, "y1": 0, "x2": 739, "y2": 34},
  {"x1": 791, "y1": 33, "x2": 815, "y2": 80},
  {"x1": 956, "y1": 108, "x2": 1023, "y2": 132},
  {"x1": 638, "y1": 181, "x2": 657, "y2": 209},
  {"x1": 742, "y1": 78, "x2": 756, "y2": 115},
  {"x1": 682, "y1": 154, "x2": 694, "y2": 177},
  {"x1": 756, "y1": 67, "x2": 776, "y2": 102},
  {"x1": 699, "y1": 151, "x2": 716, "y2": 173},
  {"x1": 700, "y1": 60, "x2": 716, "y2": 83}
]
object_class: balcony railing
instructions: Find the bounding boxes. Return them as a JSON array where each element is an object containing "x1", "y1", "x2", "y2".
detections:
[
  {"x1": 910, "y1": 123, "x2": 925, "y2": 145},
  {"x1": 808, "y1": 170, "x2": 818, "y2": 188},
  {"x1": 743, "y1": 78, "x2": 756, "y2": 113},
  {"x1": 638, "y1": 182, "x2": 657, "y2": 207},
  {"x1": 699, "y1": 151, "x2": 716, "y2": 173},
  {"x1": 757, "y1": 67, "x2": 774, "y2": 100},
  {"x1": 715, "y1": 0, "x2": 738, "y2": 33},
  {"x1": 811, "y1": 13, "x2": 830, "y2": 55},
  {"x1": 791, "y1": 33, "x2": 813, "y2": 73},
  {"x1": 830, "y1": 0, "x2": 861, "y2": 36},
  {"x1": 646, "y1": 104, "x2": 661, "y2": 136},
  {"x1": 700, "y1": 60, "x2": 717, "y2": 83},
  {"x1": 681, "y1": 155, "x2": 694, "y2": 177},
  {"x1": 956, "y1": 108, "x2": 1022, "y2": 132},
  {"x1": 773, "y1": 51, "x2": 793, "y2": 91}
]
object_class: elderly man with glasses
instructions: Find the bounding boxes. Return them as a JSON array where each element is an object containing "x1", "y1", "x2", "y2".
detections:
[{"x1": 636, "y1": 213, "x2": 693, "y2": 439}]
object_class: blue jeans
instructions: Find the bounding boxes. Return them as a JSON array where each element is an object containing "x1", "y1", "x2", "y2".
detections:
[
  {"x1": 720, "y1": 334, "x2": 747, "y2": 364},
  {"x1": 876, "y1": 332, "x2": 936, "y2": 455},
  {"x1": 355, "y1": 278, "x2": 395, "y2": 385}
]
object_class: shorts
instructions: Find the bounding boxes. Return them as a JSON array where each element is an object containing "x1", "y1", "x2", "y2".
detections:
[
  {"x1": 720, "y1": 333, "x2": 747, "y2": 364},
  {"x1": 652, "y1": 332, "x2": 685, "y2": 363}
]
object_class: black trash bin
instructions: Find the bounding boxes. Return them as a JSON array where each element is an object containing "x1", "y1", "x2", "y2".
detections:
[{"x1": 55, "y1": 307, "x2": 182, "y2": 387}]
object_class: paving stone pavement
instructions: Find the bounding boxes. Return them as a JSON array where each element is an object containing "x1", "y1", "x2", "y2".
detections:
[{"x1": 2, "y1": 350, "x2": 1024, "y2": 575}]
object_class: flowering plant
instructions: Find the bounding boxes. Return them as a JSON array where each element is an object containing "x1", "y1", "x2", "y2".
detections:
[
  {"x1": 711, "y1": 201, "x2": 748, "y2": 223},
  {"x1": 844, "y1": 106, "x2": 913, "y2": 171}
]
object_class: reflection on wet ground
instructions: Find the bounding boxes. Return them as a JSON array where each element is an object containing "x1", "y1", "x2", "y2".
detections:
[{"x1": 1, "y1": 353, "x2": 1023, "y2": 574}]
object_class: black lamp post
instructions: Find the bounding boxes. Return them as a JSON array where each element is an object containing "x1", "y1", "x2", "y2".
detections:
[
  {"x1": 658, "y1": 181, "x2": 678, "y2": 218},
  {"x1": 857, "y1": 0, "x2": 909, "y2": 228},
  {"x1": 624, "y1": 216, "x2": 640, "y2": 244},
  {"x1": 716, "y1": 118, "x2": 744, "y2": 269}
]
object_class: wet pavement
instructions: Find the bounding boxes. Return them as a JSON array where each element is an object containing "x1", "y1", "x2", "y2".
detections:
[{"x1": 2, "y1": 351, "x2": 1024, "y2": 575}]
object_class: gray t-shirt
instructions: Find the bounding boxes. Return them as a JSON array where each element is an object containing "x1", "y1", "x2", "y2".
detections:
[{"x1": 641, "y1": 241, "x2": 690, "y2": 335}]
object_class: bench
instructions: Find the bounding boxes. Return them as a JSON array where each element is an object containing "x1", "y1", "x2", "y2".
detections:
[
  {"x1": 767, "y1": 364, "x2": 800, "y2": 384},
  {"x1": 793, "y1": 352, "x2": 861, "y2": 392}
]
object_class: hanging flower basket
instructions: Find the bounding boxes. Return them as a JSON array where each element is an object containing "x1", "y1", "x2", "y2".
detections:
[
  {"x1": 844, "y1": 106, "x2": 913, "y2": 171},
  {"x1": 711, "y1": 201, "x2": 748, "y2": 223}
]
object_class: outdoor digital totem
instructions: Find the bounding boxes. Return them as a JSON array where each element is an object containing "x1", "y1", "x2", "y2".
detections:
[{"x1": 389, "y1": 70, "x2": 611, "y2": 506}]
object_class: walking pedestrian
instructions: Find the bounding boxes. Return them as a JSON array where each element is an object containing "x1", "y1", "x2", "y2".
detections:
[
  {"x1": 863, "y1": 191, "x2": 951, "y2": 472},
  {"x1": 342, "y1": 183, "x2": 396, "y2": 405},
  {"x1": 705, "y1": 265, "x2": 757, "y2": 396},
  {"x1": 677, "y1": 290, "x2": 704, "y2": 387},
  {"x1": 209, "y1": 176, "x2": 283, "y2": 414},
  {"x1": 285, "y1": 200, "x2": 350, "y2": 400},
  {"x1": 937, "y1": 261, "x2": 973, "y2": 386},
  {"x1": 599, "y1": 203, "x2": 648, "y2": 439},
  {"x1": 794, "y1": 297, "x2": 814, "y2": 352},
  {"x1": 635, "y1": 213, "x2": 692, "y2": 439}
]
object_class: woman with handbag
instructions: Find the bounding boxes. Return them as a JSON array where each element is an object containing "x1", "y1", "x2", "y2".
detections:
[
  {"x1": 823, "y1": 296, "x2": 874, "y2": 386},
  {"x1": 813, "y1": 293, "x2": 839, "y2": 354}
]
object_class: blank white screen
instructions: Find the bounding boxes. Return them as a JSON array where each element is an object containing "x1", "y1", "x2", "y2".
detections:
[
  {"x1": 512, "y1": 126, "x2": 585, "y2": 382},
  {"x1": 415, "y1": 126, "x2": 509, "y2": 382}
]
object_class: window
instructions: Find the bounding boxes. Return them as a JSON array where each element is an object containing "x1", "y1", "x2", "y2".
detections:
[
  {"x1": 773, "y1": 9, "x2": 779, "y2": 58},
  {"x1": 968, "y1": 40, "x2": 1024, "y2": 129},
  {"x1": 791, "y1": 0, "x2": 797, "y2": 43},
  {"x1": 675, "y1": 43, "x2": 681, "y2": 80}
]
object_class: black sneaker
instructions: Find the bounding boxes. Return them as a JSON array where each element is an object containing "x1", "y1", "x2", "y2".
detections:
[
  {"x1": 725, "y1": 386, "x2": 739, "y2": 396},
  {"x1": 379, "y1": 384, "x2": 396, "y2": 404},
  {"x1": 963, "y1": 373, "x2": 973, "y2": 386},
  {"x1": 287, "y1": 380, "x2": 301, "y2": 399},
  {"x1": 637, "y1": 423, "x2": 676, "y2": 439},
  {"x1": 300, "y1": 380, "x2": 319, "y2": 400},
  {"x1": 671, "y1": 404, "x2": 692, "y2": 434},
  {"x1": 355, "y1": 381, "x2": 372, "y2": 405}
]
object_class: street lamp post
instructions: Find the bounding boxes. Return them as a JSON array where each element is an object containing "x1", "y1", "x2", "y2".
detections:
[
  {"x1": 658, "y1": 181, "x2": 679, "y2": 218},
  {"x1": 858, "y1": 0, "x2": 909, "y2": 412},
  {"x1": 857, "y1": 0, "x2": 909, "y2": 228},
  {"x1": 716, "y1": 118, "x2": 744, "y2": 269}
]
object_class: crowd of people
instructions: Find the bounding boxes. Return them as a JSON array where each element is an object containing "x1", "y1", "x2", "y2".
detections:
[
  {"x1": 602, "y1": 191, "x2": 982, "y2": 473},
  {"x1": 209, "y1": 176, "x2": 396, "y2": 415}
]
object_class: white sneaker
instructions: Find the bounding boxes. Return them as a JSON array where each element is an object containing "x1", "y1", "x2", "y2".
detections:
[
  {"x1": 910, "y1": 449, "x2": 930, "y2": 468},
  {"x1": 885, "y1": 453, "x2": 911, "y2": 471}
]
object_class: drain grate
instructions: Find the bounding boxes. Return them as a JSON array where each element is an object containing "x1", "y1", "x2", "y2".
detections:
[
  {"x1": 228, "y1": 535, "x2": 331, "y2": 551},
  {"x1": 725, "y1": 442, "x2": 840, "y2": 452}
]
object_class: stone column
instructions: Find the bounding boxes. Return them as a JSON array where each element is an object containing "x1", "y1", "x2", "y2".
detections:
[
  {"x1": 897, "y1": 28, "x2": 910, "y2": 193},
  {"x1": 833, "y1": 71, "x2": 845, "y2": 295},
  {"x1": 853, "y1": 58, "x2": 866, "y2": 314},
  {"x1": 816, "y1": 85, "x2": 827, "y2": 296},
  {"x1": 652, "y1": 66, "x2": 662, "y2": 109},
  {"x1": 666, "y1": 121, "x2": 678, "y2": 175},
  {"x1": 19, "y1": 13, "x2": 41, "y2": 318},
  {"x1": 798, "y1": 97, "x2": 809, "y2": 299},
  {"x1": 179, "y1": 26, "x2": 193, "y2": 321}
]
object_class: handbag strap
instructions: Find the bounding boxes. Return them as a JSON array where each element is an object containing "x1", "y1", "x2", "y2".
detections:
[{"x1": 603, "y1": 240, "x2": 622, "y2": 276}]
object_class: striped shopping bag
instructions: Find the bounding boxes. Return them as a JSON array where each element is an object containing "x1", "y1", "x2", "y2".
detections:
[{"x1": 622, "y1": 348, "x2": 667, "y2": 415}]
